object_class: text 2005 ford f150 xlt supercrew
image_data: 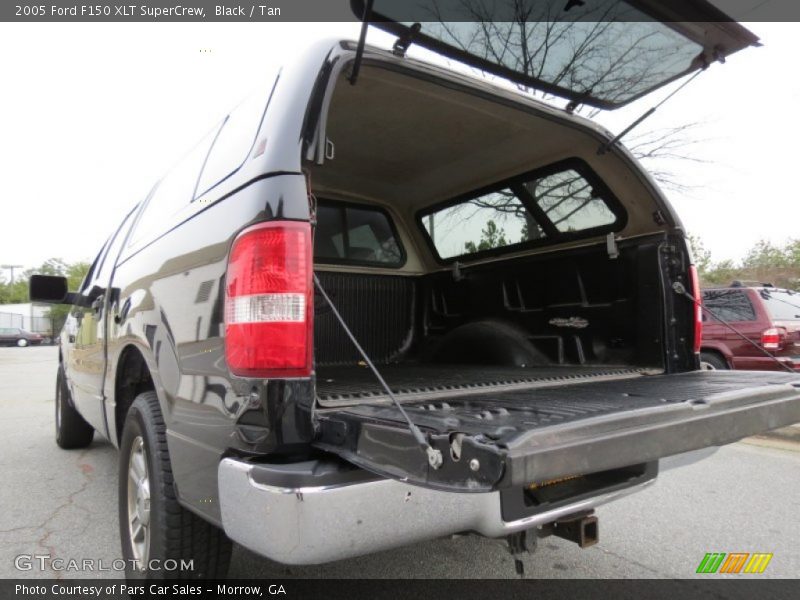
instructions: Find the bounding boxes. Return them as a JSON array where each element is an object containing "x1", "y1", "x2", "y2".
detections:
[{"x1": 30, "y1": 0, "x2": 800, "y2": 579}]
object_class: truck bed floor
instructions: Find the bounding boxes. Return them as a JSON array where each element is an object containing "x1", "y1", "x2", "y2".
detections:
[{"x1": 316, "y1": 364, "x2": 657, "y2": 406}]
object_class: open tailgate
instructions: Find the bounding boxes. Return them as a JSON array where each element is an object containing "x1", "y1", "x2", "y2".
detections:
[{"x1": 314, "y1": 370, "x2": 800, "y2": 492}]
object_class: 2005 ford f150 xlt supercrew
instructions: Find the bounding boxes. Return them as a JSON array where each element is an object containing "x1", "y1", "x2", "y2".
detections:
[{"x1": 30, "y1": 0, "x2": 800, "y2": 579}]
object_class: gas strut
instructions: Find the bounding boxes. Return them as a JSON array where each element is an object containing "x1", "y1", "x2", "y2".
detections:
[{"x1": 313, "y1": 273, "x2": 444, "y2": 469}]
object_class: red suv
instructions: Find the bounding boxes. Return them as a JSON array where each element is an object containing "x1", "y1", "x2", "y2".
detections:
[{"x1": 701, "y1": 284, "x2": 800, "y2": 371}]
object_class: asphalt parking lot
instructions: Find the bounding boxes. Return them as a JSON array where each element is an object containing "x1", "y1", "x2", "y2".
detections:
[{"x1": 1, "y1": 346, "x2": 798, "y2": 579}]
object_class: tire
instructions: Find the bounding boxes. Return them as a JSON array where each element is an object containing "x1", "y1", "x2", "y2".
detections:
[
  {"x1": 17, "y1": 338, "x2": 28, "y2": 347},
  {"x1": 55, "y1": 366, "x2": 94, "y2": 449},
  {"x1": 700, "y1": 351, "x2": 729, "y2": 371},
  {"x1": 118, "y1": 391, "x2": 231, "y2": 579}
]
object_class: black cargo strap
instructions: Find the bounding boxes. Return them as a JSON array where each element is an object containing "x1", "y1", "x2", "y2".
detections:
[{"x1": 312, "y1": 273, "x2": 444, "y2": 469}]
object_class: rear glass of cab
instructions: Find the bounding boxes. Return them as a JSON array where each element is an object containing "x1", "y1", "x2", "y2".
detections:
[{"x1": 314, "y1": 201, "x2": 405, "y2": 267}]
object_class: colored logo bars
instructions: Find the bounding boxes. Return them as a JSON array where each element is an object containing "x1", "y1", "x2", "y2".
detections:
[{"x1": 696, "y1": 553, "x2": 773, "y2": 574}]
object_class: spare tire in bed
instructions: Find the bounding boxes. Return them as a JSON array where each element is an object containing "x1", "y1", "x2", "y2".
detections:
[{"x1": 426, "y1": 320, "x2": 548, "y2": 367}]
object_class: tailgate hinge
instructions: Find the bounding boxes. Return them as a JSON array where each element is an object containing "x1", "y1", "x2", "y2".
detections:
[{"x1": 392, "y1": 22, "x2": 422, "y2": 57}]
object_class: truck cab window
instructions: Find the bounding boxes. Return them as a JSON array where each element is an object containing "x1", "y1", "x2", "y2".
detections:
[
  {"x1": 129, "y1": 126, "x2": 220, "y2": 246},
  {"x1": 195, "y1": 75, "x2": 278, "y2": 199}
]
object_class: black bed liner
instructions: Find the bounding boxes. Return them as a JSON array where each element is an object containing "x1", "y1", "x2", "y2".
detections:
[
  {"x1": 316, "y1": 364, "x2": 657, "y2": 405},
  {"x1": 314, "y1": 370, "x2": 800, "y2": 492}
]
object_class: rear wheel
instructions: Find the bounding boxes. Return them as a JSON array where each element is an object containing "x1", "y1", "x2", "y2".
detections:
[
  {"x1": 17, "y1": 338, "x2": 28, "y2": 347},
  {"x1": 55, "y1": 366, "x2": 94, "y2": 449},
  {"x1": 700, "y1": 351, "x2": 729, "y2": 371},
  {"x1": 119, "y1": 392, "x2": 231, "y2": 579}
]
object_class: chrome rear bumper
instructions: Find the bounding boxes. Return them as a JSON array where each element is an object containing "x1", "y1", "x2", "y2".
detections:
[{"x1": 217, "y1": 457, "x2": 654, "y2": 565}]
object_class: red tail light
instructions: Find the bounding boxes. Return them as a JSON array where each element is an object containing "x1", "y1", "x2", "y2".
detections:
[
  {"x1": 224, "y1": 221, "x2": 313, "y2": 378},
  {"x1": 761, "y1": 327, "x2": 785, "y2": 351},
  {"x1": 689, "y1": 265, "x2": 702, "y2": 354}
]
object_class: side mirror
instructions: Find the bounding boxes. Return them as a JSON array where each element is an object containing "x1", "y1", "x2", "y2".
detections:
[{"x1": 29, "y1": 275, "x2": 69, "y2": 304}]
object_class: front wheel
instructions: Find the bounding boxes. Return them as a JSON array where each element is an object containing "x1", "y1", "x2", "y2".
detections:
[
  {"x1": 16, "y1": 338, "x2": 28, "y2": 347},
  {"x1": 118, "y1": 392, "x2": 231, "y2": 579}
]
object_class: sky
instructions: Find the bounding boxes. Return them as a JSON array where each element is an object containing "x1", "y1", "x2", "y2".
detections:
[{"x1": 0, "y1": 20, "x2": 797, "y2": 278}]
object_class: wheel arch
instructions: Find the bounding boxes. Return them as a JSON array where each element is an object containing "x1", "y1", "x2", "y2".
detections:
[{"x1": 112, "y1": 343, "x2": 156, "y2": 448}]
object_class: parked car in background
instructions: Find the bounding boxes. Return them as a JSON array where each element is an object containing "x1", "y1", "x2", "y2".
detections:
[
  {"x1": 0, "y1": 327, "x2": 44, "y2": 347},
  {"x1": 700, "y1": 283, "x2": 800, "y2": 371}
]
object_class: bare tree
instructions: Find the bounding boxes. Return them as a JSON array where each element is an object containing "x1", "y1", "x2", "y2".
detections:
[{"x1": 622, "y1": 122, "x2": 710, "y2": 193}]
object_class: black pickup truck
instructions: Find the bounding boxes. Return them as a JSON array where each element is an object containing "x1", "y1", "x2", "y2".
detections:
[{"x1": 30, "y1": 1, "x2": 800, "y2": 579}]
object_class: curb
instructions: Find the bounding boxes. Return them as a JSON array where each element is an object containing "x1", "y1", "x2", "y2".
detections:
[{"x1": 751, "y1": 423, "x2": 800, "y2": 444}]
